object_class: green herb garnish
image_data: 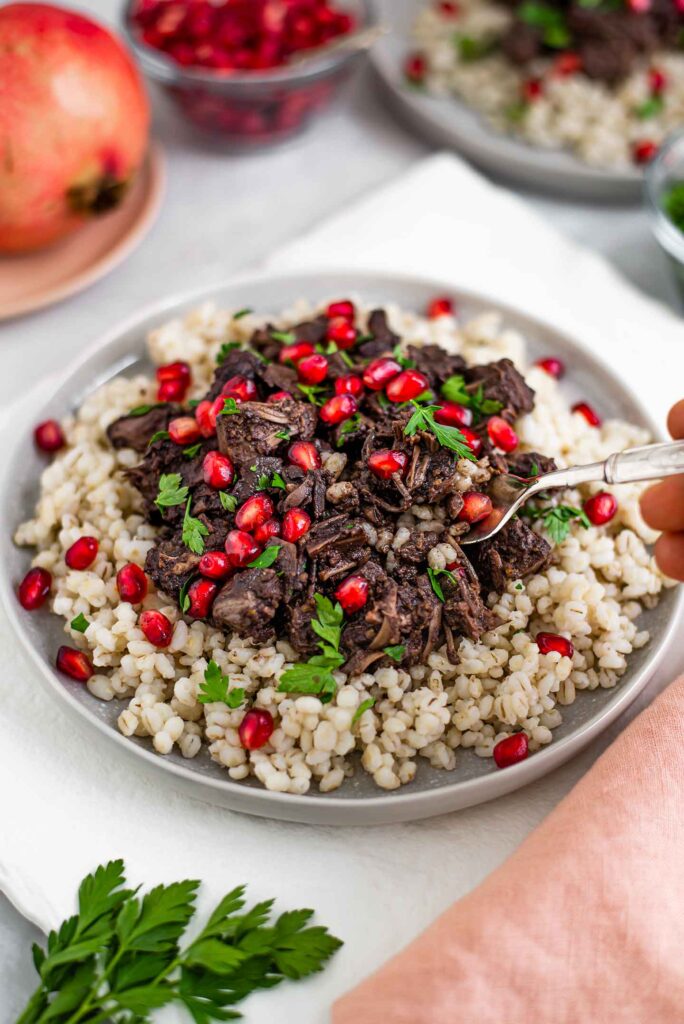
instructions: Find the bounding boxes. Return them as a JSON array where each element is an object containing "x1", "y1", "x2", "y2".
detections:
[
  {"x1": 218, "y1": 397, "x2": 239, "y2": 416},
  {"x1": 352, "y1": 698, "x2": 376, "y2": 723},
  {"x1": 636, "y1": 95, "x2": 664, "y2": 120},
  {"x1": 392, "y1": 343, "x2": 415, "y2": 370},
  {"x1": 454, "y1": 32, "x2": 497, "y2": 60},
  {"x1": 216, "y1": 341, "x2": 241, "y2": 365},
  {"x1": 441, "y1": 374, "x2": 503, "y2": 418},
  {"x1": 426, "y1": 566, "x2": 457, "y2": 603},
  {"x1": 128, "y1": 403, "x2": 160, "y2": 417},
  {"x1": 505, "y1": 100, "x2": 529, "y2": 123},
  {"x1": 517, "y1": 2, "x2": 570, "y2": 47},
  {"x1": 275, "y1": 429, "x2": 291, "y2": 440},
  {"x1": 148, "y1": 430, "x2": 169, "y2": 447},
  {"x1": 278, "y1": 594, "x2": 345, "y2": 702},
  {"x1": 183, "y1": 442, "x2": 202, "y2": 459},
  {"x1": 256, "y1": 471, "x2": 287, "y2": 492},
  {"x1": 404, "y1": 403, "x2": 476, "y2": 461},
  {"x1": 198, "y1": 660, "x2": 245, "y2": 708},
  {"x1": 520, "y1": 503, "x2": 590, "y2": 544},
  {"x1": 271, "y1": 330, "x2": 296, "y2": 344},
  {"x1": 339, "y1": 350, "x2": 355, "y2": 369},
  {"x1": 219, "y1": 492, "x2": 238, "y2": 513},
  {"x1": 248, "y1": 544, "x2": 281, "y2": 568},
  {"x1": 17, "y1": 858, "x2": 342, "y2": 1024},
  {"x1": 335, "y1": 413, "x2": 361, "y2": 447},
  {"x1": 663, "y1": 181, "x2": 684, "y2": 234},
  {"x1": 297, "y1": 384, "x2": 328, "y2": 406},
  {"x1": 154, "y1": 473, "x2": 189, "y2": 512},
  {"x1": 233, "y1": 307, "x2": 253, "y2": 320},
  {"x1": 70, "y1": 613, "x2": 89, "y2": 633},
  {"x1": 182, "y1": 497, "x2": 209, "y2": 555},
  {"x1": 383, "y1": 644, "x2": 406, "y2": 662},
  {"x1": 179, "y1": 575, "x2": 194, "y2": 614}
]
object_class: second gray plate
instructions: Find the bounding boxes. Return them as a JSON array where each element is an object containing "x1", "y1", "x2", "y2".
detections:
[{"x1": 371, "y1": 0, "x2": 643, "y2": 202}]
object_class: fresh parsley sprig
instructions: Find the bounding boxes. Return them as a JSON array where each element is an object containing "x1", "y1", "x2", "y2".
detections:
[
  {"x1": 257, "y1": 472, "x2": 286, "y2": 492},
  {"x1": 155, "y1": 473, "x2": 189, "y2": 513},
  {"x1": 352, "y1": 697, "x2": 376, "y2": 723},
  {"x1": 248, "y1": 545, "x2": 281, "y2": 569},
  {"x1": 297, "y1": 384, "x2": 328, "y2": 406},
  {"x1": 182, "y1": 497, "x2": 209, "y2": 555},
  {"x1": 17, "y1": 859, "x2": 342, "y2": 1024},
  {"x1": 383, "y1": 644, "x2": 406, "y2": 663},
  {"x1": 427, "y1": 566, "x2": 458, "y2": 603},
  {"x1": 404, "y1": 402, "x2": 476, "y2": 461},
  {"x1": 220, "y1": 492, "x2": 238, "y2": 513},
  {"x1": 278, "y1": 594, "x2": 345, "y2": 702},
  {"x1": 198, "y1": 660, "x2": 245, "y2": 708},
  {"x1": 520, "y1": 503, "x2": 590, "y2": 544}
]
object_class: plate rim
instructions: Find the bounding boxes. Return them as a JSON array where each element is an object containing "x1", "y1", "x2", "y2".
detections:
[
  {"x1": 2, "y1": 265, "x2": 681, "y2": 825},
  {"x1": 0, "y1": 142, "x2": 166, "y2": 323},
  {"x1": 369, "y1": 0, "x2": 644, "y2": 200}
]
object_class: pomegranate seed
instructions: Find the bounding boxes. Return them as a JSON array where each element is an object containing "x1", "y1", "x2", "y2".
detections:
[
  {"x1": 195, "y1": 399, "x2": 217, "y2": 438},
  {"x1": 583, "y1": 491, "x2": 618, "y2": 526},
  {"x1": 572, "y1": 401, "x2": 601, "y2": 427},
  {"x1": 56, "y1": 645, "x2": 93, "y2": 682},
  {"x1": 487, "y1": 416, "x2": 518, "y2": 453},
  {"x1": 297, "y1": 354, "x2": 328, "y2": 385},
  {"x1": 326, "y1": 299, "x2": 355, "y2": 320},
  {"x1": 536, "y1": 357, "x2": 565, "y2": 379},
  {"x1": 224, "y1": 529, "x2": 262, "y2": 568},
  {"x1": 523, "y1": 77, "x2": 543, "y2": 101},
  {"x1": 288, "y1": 441, "x2": 321, "y2": 471},
  {"x1": 282, "y1": 508, "x2": 311, "y2": 543},
  {"x1": 267, "y1": 391, "x2": 293, "y2": 403},
  {"x1": 335, "y1": 374, "x2": 364, "y2": 397},
  {"x1": 279, "y1": 342, "x2": 314, "y2": 365},
  {"x1": 536, "y1": 632, "x2": 574, "y2": 658},
  {"x1": 438, "y1": 1, "x2": 460, "y2": 14},
  {"x1": 335, "y1": 574, "x2": 369, "y2": 614},
  {"x1": 65, "y1": 536, "x2": 98, "y2": 571},
  {"x1": 367, "y1": 449, "x2": 408, "y2": 480},
  {"x1": 627, "y1": 0, "x2": 650, "y2": 10},
  {"x1": 327, "y1": 317, "x2": 357, "y2": 350},
  {"x1": 633, "y1": 139, "x2": 658, "y2": 165},
  {"x1": 362, "y1": 357, "x2": 402, "y2": 391},
  {"x1": 434, "y1": 402, "x2": 473, "y2": 428},
  {"x1": 493, "y1": 733, "x2": 529, "y2": 769},
  {"x1": 116, "y1": 563, "x2": 148, "y2": 604},
  {"x1": 198, "y1": 550, "x2": 232, "y2": 579},
  {"x1": 239, "y1": 708, "x2": 274, "y2": 750},
  {"x1": 254, "y1": 518, "x2": 282, "y2": 545},
  {"x1": 235, "y1": 494, "x2": 274, "y2": 532},
  {"x1": 186, "y1": 578, "x2": 217, "y2": 619},
  {"x1": 221, "y1": 375, "x2": 257, "y2": 403},
  {"x1": 139, "y1": 609, "x2": 173, "y2": 647},
  {"x1": 649, "y1": 67, "x2": 666, "y2": 95},
  {"x1": 157, "y1": 378, "x2": 187, "y2": 402},
  {"x1": 427, "y1": 296, "x2": 453, "y2": 318},
  {"x1": 553, "y1": 51, "x2": 581, "y2": 76},
  {"x1": 319, "y1": 394, "x2": 357, "y2": 425},
  {"x1": 156, "y1": 360, "x2": 191, "y2": 386},
  {"x1": 386, "y1": 369, "x2": 430, "y2": 403},
  {"x1": 169, "y1": 417, "x2": 201, "y2": 446},
  {"x1": 405, "y1": 52, "x2": 426, "y2": 84},
  {"x1": 18, "y1": 567, "x2": 51, "y2": 610},
  {"x1": 203, "y1": 451, "x2": 234, "y2": 489},
  {"x1": 458, "y1": 492, "x2": 493, "y2": 524},
  {"x1": 34, "y1": 419, "x2": 65, "y2": 453},
  {"x1": 461, "y1": 427, "x2": 483, "y2": 457}
]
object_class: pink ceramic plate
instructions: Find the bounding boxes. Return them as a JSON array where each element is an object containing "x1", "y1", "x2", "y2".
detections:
[{"x1": 0, "y1": 142, "x2": 165, "y2": 322}]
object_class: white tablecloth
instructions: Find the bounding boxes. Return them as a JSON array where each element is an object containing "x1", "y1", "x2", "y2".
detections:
[{"x1": 2, "y1": 153, "x2": 683, "y2": 1024}]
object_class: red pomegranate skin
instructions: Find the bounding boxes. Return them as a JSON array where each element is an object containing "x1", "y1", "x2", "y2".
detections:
[{"x1": 0, "y1": 3, "x2": 150, "y2": 253}]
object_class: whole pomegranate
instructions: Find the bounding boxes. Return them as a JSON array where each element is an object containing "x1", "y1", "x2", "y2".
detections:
[{"x1": 0, "y1": 4, "x2": 150, "y2": 253}]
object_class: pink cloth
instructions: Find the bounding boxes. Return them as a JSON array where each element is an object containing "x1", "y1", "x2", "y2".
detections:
[{"x1": 334, "y1": 677, "x2": 684, "y2": 1024}]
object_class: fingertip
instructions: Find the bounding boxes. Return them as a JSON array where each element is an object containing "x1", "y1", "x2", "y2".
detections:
[
  {"x1": 666, "y1": 400, "x2": 684, "y2": 440},
  {"x1": 654, "y1": 533, "x2": 684, "y2": 583}
]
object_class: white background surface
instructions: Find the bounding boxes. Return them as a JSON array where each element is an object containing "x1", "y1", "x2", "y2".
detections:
[{"x1": 1, "y1": 0, "x2": 683, "y2": 1018}]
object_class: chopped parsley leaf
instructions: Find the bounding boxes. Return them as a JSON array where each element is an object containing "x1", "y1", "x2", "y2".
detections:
[
  {"x1": 404, "y1": 403, "x2": 476, "y2": 461},
  {"x1": 278, "y1": 594, "x2": 345, "y2": 702},
  {"x1": 183, "y1": 442, "x2": 202, "y2": 459},
  {"x1": 233, "y1": 307, "x2": 253, "y2": 320},
  {"x1": 198, "y1": 660, "x2": 245, "y2": 708},
  {"x1": 154, "y1": 473, "x2": 189, "y2": 512},
  {"x1": 70, "y1": 613, "x2": 89, "y2": 633},
  {"x1": 520, "y1": 503, "x2": 590, "y2": 544},
  {"x1": 182, "y1": 496, "x2": 209, "y2": 555},
  {"x1": 248, "y1": 544, "x2": 281, "y2": 568},
  {"x1": 383, "y1": 644, "x2": 406, "y2": 662},
  {"x1": 220, "y1": 492, "x2": 237, "y2": 512},
  {"x1": 271, "y1": 330, "x2": 296, "y2": 344},
  {"x1": 352, "y1": 698, "x2": 376, "y2": 724},
  {"x1": 148, "y1": 430, "x2": 170, "y2": 447}
]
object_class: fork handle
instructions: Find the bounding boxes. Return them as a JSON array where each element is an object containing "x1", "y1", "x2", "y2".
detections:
[{"x1": 604, "y1": 440, "x2": 684, "y2": 484}]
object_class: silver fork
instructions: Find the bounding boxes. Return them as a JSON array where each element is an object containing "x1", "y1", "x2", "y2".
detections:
[{"x1": 459, "y1": 440, "x2": 684, "y2": 545}]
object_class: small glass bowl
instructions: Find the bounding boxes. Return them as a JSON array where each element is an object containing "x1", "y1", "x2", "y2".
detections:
[
  {"x1": 122, "y1": 0, "x2": 376, "y2": 148},
  {"x1": 644, "y1": 130, "x2": 684, "y2": 305}
]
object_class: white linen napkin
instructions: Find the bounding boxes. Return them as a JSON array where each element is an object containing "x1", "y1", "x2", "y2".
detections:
[{"x1": 2, "y1": 153, "x2": 683, "y2": 1024}]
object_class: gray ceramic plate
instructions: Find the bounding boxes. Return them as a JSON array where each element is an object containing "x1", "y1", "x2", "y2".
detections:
[
  {"x1": 1, "y1": 268, "x2": 680, "y2": 825},
  {"x1": 371, "y1": 0, "x2": 642, "y2": 202}
]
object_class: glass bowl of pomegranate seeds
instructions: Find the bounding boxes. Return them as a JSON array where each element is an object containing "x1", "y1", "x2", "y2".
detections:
[
  {"x1": 645, "y1": 129, "x2": 684, "y2": 307},
  {"x1": 124, "y1": 0, "x2": 376, "y2": 145}
]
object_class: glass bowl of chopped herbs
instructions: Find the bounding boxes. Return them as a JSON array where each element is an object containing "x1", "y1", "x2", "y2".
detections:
[{"x1": 645, "y1": 130, "x2": 684, "y2": 306}]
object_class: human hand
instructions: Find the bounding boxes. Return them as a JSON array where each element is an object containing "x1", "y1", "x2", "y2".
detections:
[{"x1": 640, "y1": 400, "x2": 684, "y2": 581}]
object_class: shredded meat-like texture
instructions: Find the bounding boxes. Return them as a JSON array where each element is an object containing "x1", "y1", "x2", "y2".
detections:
[{"x1": 110, "y1": 307, "x2": 553, "y2": 672}]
